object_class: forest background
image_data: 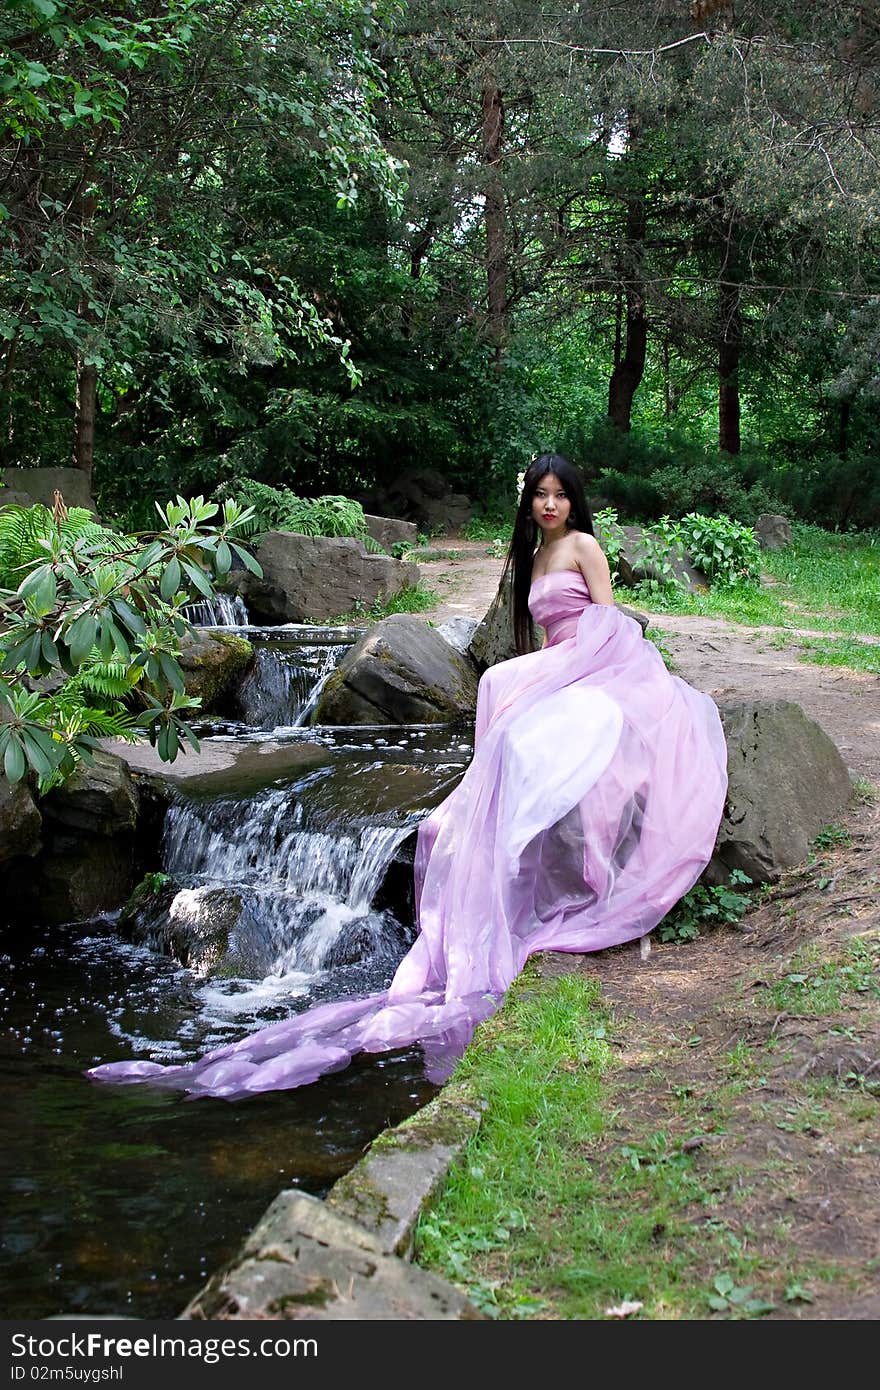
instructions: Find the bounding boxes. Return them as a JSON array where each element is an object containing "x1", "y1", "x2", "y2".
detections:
[{"x1": 2, "y1": 0, "x2": 879, "y2": 532}]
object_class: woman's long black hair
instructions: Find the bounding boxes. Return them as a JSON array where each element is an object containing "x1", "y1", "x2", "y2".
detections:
[{"x1": 501, "y1": 453, "x2": 595, "y2": 655}]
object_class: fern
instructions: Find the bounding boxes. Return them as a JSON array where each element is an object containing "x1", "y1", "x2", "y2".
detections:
[
  {"x1": 0, "y1": 503, "x2": 117, "y2": 588},
  {"x1": 220, "y1": 479, "x2": 385, "y2": 552},
  {"x1": 64, "y1": 659, "x2": 141, "y2": 700}
]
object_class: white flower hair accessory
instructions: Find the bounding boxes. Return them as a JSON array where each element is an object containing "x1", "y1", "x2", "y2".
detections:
[{"x1": 516, "y1": 469, "x2": 526, "y2": 498}]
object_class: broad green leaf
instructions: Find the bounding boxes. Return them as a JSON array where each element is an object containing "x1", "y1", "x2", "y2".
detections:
[
  {"x1": 229, "y1": 543, "x2": 262, "y2": 576},
  {"x1": 21, "y1": 729, "x2": 55, "y2": 778},
  {"x1": 215, "y1": 539, "x2": 232, "y2": 575},
  {"x1": 157, "y1": 651, "x2": 185, "y2": 694},
  {"x1": 67, "y1": 613, "x2": 98, "y2": 664},
  {"x1": 3, "y1": 737, "x2": 25, "y2": 783},
  {"x1": 181, "y1": 560, "x2": 213, "y2": 598},
  {"x1": 160, "y1": 556, "x2": 181, "y2": 600}
]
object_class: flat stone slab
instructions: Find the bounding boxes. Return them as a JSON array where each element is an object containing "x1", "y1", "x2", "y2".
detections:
[
  {"x1": 102, "y1": 735, "x2": 329, "y2": 798},
  {"x1": 327, "y1": 1085, "x2": 484, "y2": 1256},
  {"x1": 181, "y1": 1190, "x2": 484, "y2": 1321}
]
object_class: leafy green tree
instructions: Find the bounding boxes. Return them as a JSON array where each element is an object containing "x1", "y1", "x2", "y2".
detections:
[{"x1": 0, "y1": 0, "x2": 404, "y2": 480}]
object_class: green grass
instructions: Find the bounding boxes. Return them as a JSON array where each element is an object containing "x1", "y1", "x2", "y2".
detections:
[
  {"x1": 331, "y1": 582, "x2": 439, "y2": 624},
  {"x1": 462, "y1": 515, "x2": 514, "y2": 543},
  {"x1": 404, "y1": 548, "x2": 465, "y2": 562},
  {"x1": 765, "y1": 937, "x2": 880, "y2": 1016},
  {"x1": 412, "y1": 969, "x2": 817, "y2": 1319},
  {"x1": 621, "y1": 523, "x2": 880, "y2": 640},
  {"x1": 792, "y1": 636, "x2": 880, "y2": 675}
]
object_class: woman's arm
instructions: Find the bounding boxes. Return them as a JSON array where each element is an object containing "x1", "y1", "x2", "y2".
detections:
[{"x1": 573, "y1": 532, "x2": 614, "y2": 606}]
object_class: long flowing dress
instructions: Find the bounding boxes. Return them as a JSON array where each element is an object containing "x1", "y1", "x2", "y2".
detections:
[{"x1": 88, "y1": 569, "x2": 728, "y2": 1099}]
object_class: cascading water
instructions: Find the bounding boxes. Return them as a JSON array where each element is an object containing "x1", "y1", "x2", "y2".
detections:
[
  {"x1": 151, "y1": 788, "x2": 418, "y2": 1011},
  {"x1": 232, "y1": 636, "x2": 350, "y2": 729},
  {"x1": 183, "y1": 592, "x2": 250, "y2": 626},
  {"x1": 1, "y1": 600, "x2": 474, "y2": 1318}
]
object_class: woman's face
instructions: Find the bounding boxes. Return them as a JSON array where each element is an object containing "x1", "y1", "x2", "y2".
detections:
[{"x1": 531, "y1": 473, "x2": 571, "y2": 538}]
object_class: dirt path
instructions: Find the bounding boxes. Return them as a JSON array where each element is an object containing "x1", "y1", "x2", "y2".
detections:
[{"x1": 417, "y1": 541, "x2": 880, "y2": 1319}]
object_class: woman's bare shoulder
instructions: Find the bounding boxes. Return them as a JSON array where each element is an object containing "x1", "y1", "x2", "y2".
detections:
[{"x1": 571, "y1": 531, "x2": 605, "y2": 561}]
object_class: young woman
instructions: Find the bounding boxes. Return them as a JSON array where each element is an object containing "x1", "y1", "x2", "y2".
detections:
[{"x1": 89, "y1": 455, "x2": 727, "y2": 1098}]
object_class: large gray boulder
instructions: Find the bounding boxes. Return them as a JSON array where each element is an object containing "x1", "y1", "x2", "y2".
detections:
[
  {"x1": 754, "y1": 514, "x2": 792, "y2": 550},
  {"x1": 370, "y1": 468, "x2": 472, "y2": 535},
  {"x1": 41, "y1": 748, "x2": 139, "y2": 835},
  {"x1": 37, "y1": 750, "x2": 161, "y2": 922},
  {"x1": 182, "y1": 1189, "x2": 483, "y2": 1321},
  {"x1": 615, "y1": 524, "x2": 707, "y2": 591},
  {"x1": 363, "y1": 514, "x2": 418, "y2": 552},
  {"x1": 0, "y1": 776, "x2": 42, "y2": 863},
  {"x1": 314, "y1": 614, "x2": 479, "y2": 725},
  {"x1": 709, "y1": 700, "x2": 853, "y2": 885},
  {"x1": 236, "y1": 532, "x2": 420, "y2": 623},
  {"x1": 177, "y1": 629, "x2": 253, "y2": 712},
  {"x1": 1, "y1": 466, "x2": 99, "y2": 515}
]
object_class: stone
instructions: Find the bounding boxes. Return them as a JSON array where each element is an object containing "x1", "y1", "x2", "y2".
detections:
[
  {"x1": 371, "y1": 468, "x2": 473, "y2": 535},
  {"x1": 41, "y1": 749, "x2": 139, "y2": 835},
  {"x1": 469, "y1": 573, "x2": 520, "y2": 669},
  {"x1": 1, "y1": 467, "x2": 99, "y2": 515},
  {"x1": 755, "y1": 513, "x2": 792, "y2": 550},
  {"x1": 177, "y1": 629, "x2": 254, "y2": 712},
  {"x1": 314, "y1": 614, "x2": 479, "y2": 725},
  {"x1": 182, "y1": 1189, "x2": 484, "y2": 1321},
  {"x1": 119, "y1": 880, "x2": 247, "y2": 976},
  {"x1": 328, "y1": 1085, "x2": 485, "y2": 1257},
  {"x1": 615, "y1": 523, "x2": 707, "y2": 591},
  {"x1": 436, "y1": 614, "x2": 480, "y2": 653},
  {"x1": 0, "y1": 775, "x2": 42, "y2": 864},
  {"x1": 363, "y1": 513, "x2": 418, "y2": 552},
  {"x1": 37, "y1": 837, "x2": 142, "y2": 923},
  {"x1": 708, "y1": 699, "x2": 853, "y2": 885},
  {"x1": 35, "y1": 750, "x2": 157, "y2": 922},
  {"x1": 235, "y1": 531, "x2": 420, "y2": 623}
]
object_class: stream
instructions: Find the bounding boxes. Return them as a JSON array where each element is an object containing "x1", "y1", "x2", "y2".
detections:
[{"x1": 0, "y1": 606, "x2": 473, "y2": 1318}]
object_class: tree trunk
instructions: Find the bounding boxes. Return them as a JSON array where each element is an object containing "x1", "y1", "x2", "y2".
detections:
[
  {"x1": 481, "y1": 72, "x2": 507, "y2": 364},
  {"x1": 718, "y1": 214, "x2": 742, "y2": 455},
  {"x1": 607, "y1": 118, "x2": 647, "y2": 431},
  {"x1": 73, "y1": 358, "x2": 97, "y2": 480},
  {"x1": 839, "y1": 399, "x2": 850, "y2": 457}
]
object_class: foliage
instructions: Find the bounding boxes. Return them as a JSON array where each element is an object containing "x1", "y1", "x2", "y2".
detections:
[
  {"x1": 0, "y1": 495, "x2": 260, "y2": 787},
  {"x1": 673, "y1": 514, "x2": 761, "y2": 586},
  {"x1": 592, "y1": 507, "x2": 626, "y2": 581},
  {"x1": 1, "y1": 0, "x2": 406, "y2": 472},
  {"x1": 657, "y1": 871, "x2": 753, "y2": 945},
  {"x1": 333, "y1": 583, "x2": 439, "y2": 624},
  {"x1": 0, "y1": 505, "x2": 111, "y2": 589},
  {"x1": 220, "y1": 479, "x2": 383, "y2": 552},
  {"x1": 461, "y1": 514, "x2": 514, "y2": 544}
]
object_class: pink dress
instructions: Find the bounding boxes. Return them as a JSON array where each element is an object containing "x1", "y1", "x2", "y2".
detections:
[{"x1": 88, "y1": 570, "x2": 728, "y2": 1098}]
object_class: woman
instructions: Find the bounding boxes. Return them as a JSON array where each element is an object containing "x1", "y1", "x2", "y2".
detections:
[{"x1": 89, "y1": 455, "x2": 728, "y2": 1098}]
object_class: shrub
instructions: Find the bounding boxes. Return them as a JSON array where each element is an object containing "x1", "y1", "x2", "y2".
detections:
[
  {"x1": 675, "y1": 513, "x2": 762, "y2": 584},
  {"x1": 221, "y1": 478, "x2": 384, "y2": 551},
  {"x1": 0, "y1": 496, "x2": 259, "y2": 788},
  {"x1": 657, "y1": 871, "x2": 753, "y2": 943}
]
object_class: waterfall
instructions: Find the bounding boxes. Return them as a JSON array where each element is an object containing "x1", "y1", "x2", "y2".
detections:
[
  {"x1": 184, "y1": 593, "x2": 250, "y2": 626},
  {"x1": 160, "y1": 790, "x2": 416, "y2": 979},
  {"x1": 234, "y1": 641, "x2": 350, "y2": 729}
]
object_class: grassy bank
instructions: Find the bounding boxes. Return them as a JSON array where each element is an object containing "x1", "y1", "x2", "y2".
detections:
[{"x1": 413, "y1": 879, "x2": 880, "y2": 1318}]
